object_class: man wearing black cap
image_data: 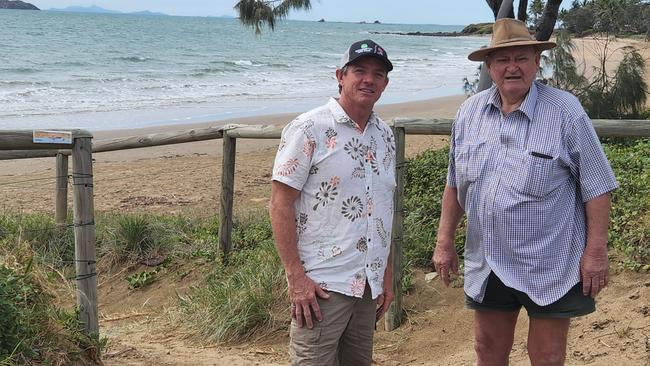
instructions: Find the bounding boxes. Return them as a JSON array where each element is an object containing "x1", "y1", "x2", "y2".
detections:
[{"x1": 269, "y1": 39, "x2": 395, "y2": 365}]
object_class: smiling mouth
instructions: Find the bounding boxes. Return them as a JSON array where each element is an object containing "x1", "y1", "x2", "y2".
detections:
[{"x1": 359, "y1": 88, "x2": 375, "y2": 94}]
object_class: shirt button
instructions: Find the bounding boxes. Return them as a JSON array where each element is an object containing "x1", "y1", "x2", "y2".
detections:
[{"x1": 368, "y1": 238, "x2": 371, "y2": 242}]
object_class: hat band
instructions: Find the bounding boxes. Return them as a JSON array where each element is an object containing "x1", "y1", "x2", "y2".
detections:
[{"x1": 493, "y1": 37, "x2": 537, "y2": 47}]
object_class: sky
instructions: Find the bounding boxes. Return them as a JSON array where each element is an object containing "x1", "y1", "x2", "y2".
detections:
[{"x1": 28, "y1": 0, "x2": 501, "y2": 25}]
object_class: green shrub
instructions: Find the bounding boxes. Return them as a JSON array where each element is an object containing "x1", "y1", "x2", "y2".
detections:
[
  {"x1": 0, "y1": 213, "x2": 75, "y2": 267},
  {"x1": 98, "y1": 213, "x2": 187, "y2": 266},
  {"x1": 0, "y1": 259, "x2": 99, "y2": 365},
  {"x1": 604, "y1": 138, "x2": 650, "y2": 267},
  {"x1": 125, "y1": 269, "x2": 158, "y2": 289},
  {"x1": 178, "y1": 238, "x2": 286, "y2": 343},
  {"x1": 402, "y1": 148, "x2": 466, "y2": 268}
]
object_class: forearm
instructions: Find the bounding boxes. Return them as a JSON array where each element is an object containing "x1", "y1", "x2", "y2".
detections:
[
  {"x1": 585, "y1": 193, "x2": 612, "y2": 249},
  {"x1": 436, "y1": 185, "x2": 464, "y2": 246},
  {"x1": 269, "y1": 183, "x2": 304, "y2": 278}
]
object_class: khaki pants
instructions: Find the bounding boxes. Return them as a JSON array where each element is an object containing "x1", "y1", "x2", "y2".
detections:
[{"x1": 290, "y1": 284, "x2": 375, "y2": 366}]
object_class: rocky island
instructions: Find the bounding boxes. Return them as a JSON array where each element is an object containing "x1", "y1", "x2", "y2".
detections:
[
  {"x1": 0, "y1": 0, "x2": 39, "y2": 10},
  {"x1": 371, "y1": 22, "x2": 493, "y2": 37}
]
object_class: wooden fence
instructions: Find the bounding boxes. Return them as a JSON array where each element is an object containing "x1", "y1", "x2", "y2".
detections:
[{"x1": 1, "y1": 118, "x2": 649, "y2": 337}]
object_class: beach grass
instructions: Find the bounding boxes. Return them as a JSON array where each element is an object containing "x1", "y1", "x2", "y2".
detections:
[{"x1": 0, "y1": 138, "x2": 649, "y2": 361}]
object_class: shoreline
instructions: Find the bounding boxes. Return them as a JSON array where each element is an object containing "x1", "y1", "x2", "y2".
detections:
[{"x1": 0, "y1": 94, "x2": 465, "y2": 177}]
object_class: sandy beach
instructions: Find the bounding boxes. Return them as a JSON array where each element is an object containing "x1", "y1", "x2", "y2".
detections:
[{"x1": 0, "y1": 94, "x2": 462, "y2": 214}]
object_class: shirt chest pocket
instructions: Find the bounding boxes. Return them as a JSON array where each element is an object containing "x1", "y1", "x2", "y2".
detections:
[
  {"x1": 504, "y1": 150, "x2": 569, "y2": 198},
  {"x1": 455, "y1": 142, "x2": 487, "y2": 183}
]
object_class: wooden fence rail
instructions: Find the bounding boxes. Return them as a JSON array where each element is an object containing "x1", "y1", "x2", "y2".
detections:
[{"x1": 1, "y1": 117, "x2": 649, "y2": 338}]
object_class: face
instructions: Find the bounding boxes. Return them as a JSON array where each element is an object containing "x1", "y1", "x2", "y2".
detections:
[
  {"x1": 486, "y1": 46, "x2": 540, "y2": 103},
  {"x1": 336, "y1": 57, "x2": 389, "y2": 110}
]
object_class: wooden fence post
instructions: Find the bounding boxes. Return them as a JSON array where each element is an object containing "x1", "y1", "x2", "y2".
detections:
[
  {"x1": 55, "y1": 152, "x2": 69, "y2": 226},
  {"x1": 71, "y1": 137, "x2": 98, "y2": 337},
  {"x1": 219, "y1": 131, "x2": 236, "y2": 261},
  {"x1": 385, "y1": 126, "x2": 406, "y2": 331}
]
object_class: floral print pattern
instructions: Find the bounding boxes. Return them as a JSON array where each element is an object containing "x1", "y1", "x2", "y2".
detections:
[
  {"x1": 325, "y1": 128, "x2": 338, "y2": 150},
  {"x1": 313, "y1": 180, "x2": 338, "y2": 211},
  {"x1": 341, "y1": 196, "x2": 364, "y2": 222},
  {"x1": 350, "y1": 271, "x2": 366, "y2": 297},
  {"x1": 271, "y1": 98, "x2": 395, "y2": 299},
  {"x1": 275, "y1": 158, "x2": 299, "y2": 176},
  {"x1": 303, "y1": 139, "x2": 316, "y2": 158},
  {"x1": 344, "y1": 137, "x2": 365, "y2": 161},
  {"x1": 356, "y1": 237, "x2": 368, "y2": 252}
]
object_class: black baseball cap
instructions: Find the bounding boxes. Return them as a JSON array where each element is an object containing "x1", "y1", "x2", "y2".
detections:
[{"x1": 340, "y1": 39, "x2": 393, "y2": 72}]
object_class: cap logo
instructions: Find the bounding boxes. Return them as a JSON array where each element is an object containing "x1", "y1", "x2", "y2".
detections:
[{"x1": 355, "y1": 43, "x2": 373, "y2": 54}]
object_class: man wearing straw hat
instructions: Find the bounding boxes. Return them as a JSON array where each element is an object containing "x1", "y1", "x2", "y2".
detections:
[
  {"x1": 432, "y1": 18, "x2": 618, "y2": 365},
  {"x1": 269, "y1": 39, "x2": 395, "y2": 365}
]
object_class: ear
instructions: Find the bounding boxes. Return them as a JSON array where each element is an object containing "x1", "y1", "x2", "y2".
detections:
[
  {"x1": 535, "y1": 51, "x2": 542, "y2": 67},
  {"x1": 335, "y1": 68, "x2": 343, "y2": 83}
]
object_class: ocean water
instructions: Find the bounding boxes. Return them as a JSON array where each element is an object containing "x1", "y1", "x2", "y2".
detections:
[{"x1": 0, "y1": 10, "x2": 487, "y2": 131}]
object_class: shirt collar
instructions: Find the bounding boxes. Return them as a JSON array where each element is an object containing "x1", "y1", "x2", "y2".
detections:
[
  {"x1": 485, "y1": 81, "x2": 538, "y2": 122},
  {"x1": 328, "y1": 97, "x2": 379, "y2": 128}
]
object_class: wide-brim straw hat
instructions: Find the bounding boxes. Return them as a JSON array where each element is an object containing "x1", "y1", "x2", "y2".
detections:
[{"x1": 468, "y1": 18, "x2": 556, "y2": 61}]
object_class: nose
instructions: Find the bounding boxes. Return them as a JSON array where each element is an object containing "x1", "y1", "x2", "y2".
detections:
[{"x1": 361, "y1": 72, "x2": 374, "y2": 84}]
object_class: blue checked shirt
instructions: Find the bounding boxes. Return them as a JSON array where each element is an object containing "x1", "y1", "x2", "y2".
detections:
[{"x1": 448, "y1": 82, "x2": 618, "y2": 306}]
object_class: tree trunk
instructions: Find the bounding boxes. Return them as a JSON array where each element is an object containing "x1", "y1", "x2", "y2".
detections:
[
  {"x1": 486, "y1": 0, "x2": 514, "y2": 19},
  {"x1": 479, "y1": 0, "x2": 515, "y2": 92},
  {"x1": 535, "y1": 0, "x2": 563, "y2": 40},
  {"x1": 518, "y1": 0, "x2": 528, "y2": 22}
]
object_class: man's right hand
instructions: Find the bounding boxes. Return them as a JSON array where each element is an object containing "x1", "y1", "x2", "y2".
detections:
[
  {"x1": 432, "y1": 241, "x2": 459, "y2": 287},
  {"x1": 288, "y1": 273, "x2": 330, "y2": 329}
]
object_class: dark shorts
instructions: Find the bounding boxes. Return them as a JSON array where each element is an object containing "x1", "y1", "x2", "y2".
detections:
[{"x1": 465, "y1": 272, "x2": 595, "y2": 318}]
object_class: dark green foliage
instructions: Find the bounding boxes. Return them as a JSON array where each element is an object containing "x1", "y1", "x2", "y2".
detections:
[
  {"x1": 0, "y1": 262, "x2": 98, "y2": 365},
  {"x1": 402, "y1": 148, "x2": 466, "y2": 268},
  {"x1": 579, "y1": 45, "x2": 648, "y2": 119},
  {"x1": 561, "y1": 0, "x2": 650, "y2": 36},
  {"x1": 529, "y1": 0, "x2": 546, "y2": 28},
  {"x1": 460, "y1": 23, "x2": 494, "y2": 34},
  {"x1": 545, "y1": 30, "x2": 648, "y2": 119},
  {"x1": 603, "y1": 138, "x2": 650, "y2": 268},
  {"x1": 610, "y1": 48, "x2": 649, "y2": 116},
  {"x1": 178, "y1": 236, "x2": 287, "y2": 343},
  {"x1": 543, "y1": 30, "x2": 587, "y2": 94},
  {"x1": 0, "y1": 213, "x2": 75, "y2": 267},
  {"x1": 234, "y1": 0, "x2": 311, "y2": 34}
]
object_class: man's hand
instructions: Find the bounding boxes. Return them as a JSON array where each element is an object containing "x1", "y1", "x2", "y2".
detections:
[
  {"x1": 432, "y1": 241, "x2": 459, "y2": 287},
  {"x1": 580, "y1": 243, "x2": 609, "y2": 298},
  {"x1": 581, "y1": 193, "x2": 612, "y2": 298},
  {"x1": 288, "y1": 273, "x2": 330, "y2": 329},
  {"x1": 375, "y1": 287, "x2": 394, "y2": 321}
]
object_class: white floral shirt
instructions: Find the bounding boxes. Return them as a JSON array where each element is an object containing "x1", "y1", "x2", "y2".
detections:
[{"x1": 272, "y1": 98, "x2": 396, "y2": 299}]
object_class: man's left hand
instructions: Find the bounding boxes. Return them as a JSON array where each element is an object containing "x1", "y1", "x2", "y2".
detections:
[
  {"x1": 580, "y1": 243, "x2": 609, "y2": 298},
  {"x1": 376, "y1": 287, "x2": 394, "y2": 321}
]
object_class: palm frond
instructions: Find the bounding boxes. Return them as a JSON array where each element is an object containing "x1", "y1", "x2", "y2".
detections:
[{"x1": 234, "y1": 0, "x2": 312, "y2": 34}]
